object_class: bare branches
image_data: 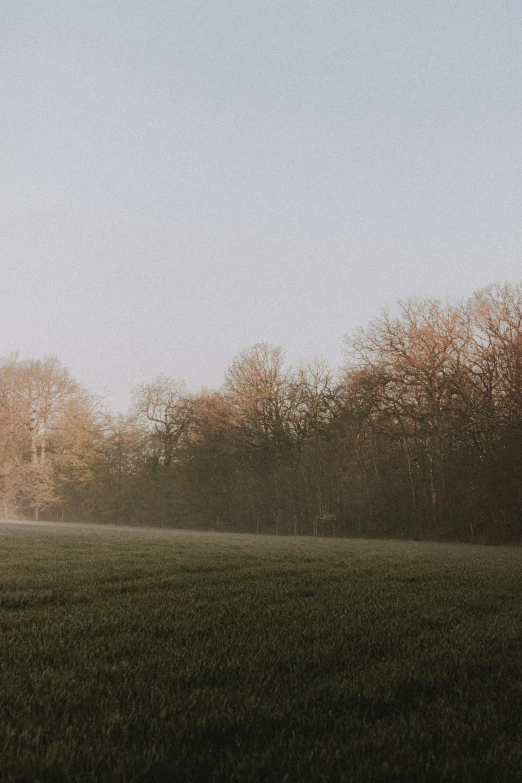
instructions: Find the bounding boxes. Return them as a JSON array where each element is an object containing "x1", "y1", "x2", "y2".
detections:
[{"x1": 132, "y1": 376, "x2": 193, "y2": 467}]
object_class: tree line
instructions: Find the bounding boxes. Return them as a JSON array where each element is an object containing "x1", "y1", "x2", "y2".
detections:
[{"x1": 2, "y1": 283, "x2": 522, "y2": 543}]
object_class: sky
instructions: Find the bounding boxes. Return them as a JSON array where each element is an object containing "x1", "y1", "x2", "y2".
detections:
[{"x1": 2, "y1": 0, "x2": 521, "y2": 412}]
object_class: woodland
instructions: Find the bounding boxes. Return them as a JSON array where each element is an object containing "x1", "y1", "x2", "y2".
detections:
[{"x1": 3, "y1": 283, "x2": 522, "y2": 544}]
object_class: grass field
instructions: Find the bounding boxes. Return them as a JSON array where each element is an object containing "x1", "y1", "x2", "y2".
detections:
[{"x1": 1, "y1": 522, "x2": 522, "y2": 782}]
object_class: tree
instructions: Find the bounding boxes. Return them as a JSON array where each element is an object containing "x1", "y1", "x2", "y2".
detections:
[
  {"x1": 132, "y1": 376, "x2": 192, "y2": 468},
  {"x1": 0, "y1": 355, "x2": 90, "y2": 520},
  {"x1": 344, "y1": 299, "x2": 473, "y2": 536}
]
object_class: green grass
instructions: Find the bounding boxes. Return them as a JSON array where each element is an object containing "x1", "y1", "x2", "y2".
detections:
[{"x1": 1, "y1": 522, "x2": 522, "y2": 782}]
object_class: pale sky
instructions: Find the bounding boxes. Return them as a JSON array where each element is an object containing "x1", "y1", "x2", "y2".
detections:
[{"x1": 2, "y1": 1, "x2": 521, "y2": 412}]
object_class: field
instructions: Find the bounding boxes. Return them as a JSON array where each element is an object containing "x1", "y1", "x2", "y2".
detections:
[{"x1": 1, "y1": 523, "x2": 522, "y2": 782}]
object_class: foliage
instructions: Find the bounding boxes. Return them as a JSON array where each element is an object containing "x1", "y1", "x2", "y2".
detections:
[{"x1": 3, "y1": 284, "x2": 522, "y2": 542}]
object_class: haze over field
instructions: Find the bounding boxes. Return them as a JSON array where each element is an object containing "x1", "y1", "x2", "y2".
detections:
[{"x1": 2, "y1": 1, "x2": 522, "y2": 411}]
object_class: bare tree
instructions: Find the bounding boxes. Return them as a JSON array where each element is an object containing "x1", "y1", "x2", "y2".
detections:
[
  {"x1": 0, "y1": 355, "x2": 92, "y2": 520},
  {"x1": 344, "y1": 299, "x2": 473, "y2": 533},
  {"x1": 132, "y1": 376, "x2": 192, "y2": 468}
]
